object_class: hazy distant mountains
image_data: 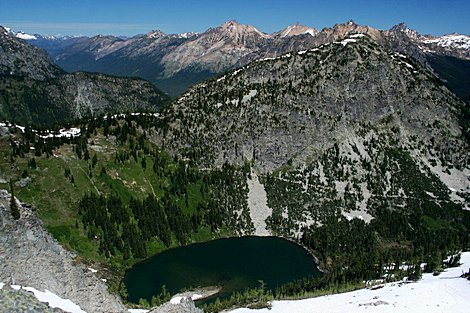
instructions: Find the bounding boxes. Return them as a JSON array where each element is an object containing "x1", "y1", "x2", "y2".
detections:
[{"x1": 18, "y1": 20, "x2": 470, "y2": 101}]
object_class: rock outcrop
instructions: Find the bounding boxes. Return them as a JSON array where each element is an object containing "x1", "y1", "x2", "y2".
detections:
[{"x1": 0, "y1": 189, "x2": 127, "y2": 313}]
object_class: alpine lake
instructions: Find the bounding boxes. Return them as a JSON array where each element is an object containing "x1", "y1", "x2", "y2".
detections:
[{"x1": 124, "y1": 236, "x2": 322, "y2": 304}]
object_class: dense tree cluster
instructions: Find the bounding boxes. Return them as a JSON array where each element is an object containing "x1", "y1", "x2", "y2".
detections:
[{"x1": 78, "y1": 160, "x2": 248, "y2": 260}]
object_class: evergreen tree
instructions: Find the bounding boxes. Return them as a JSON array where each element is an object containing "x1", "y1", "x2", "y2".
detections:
[
  {"x1": 92, "y1": 154, "x2": 98, "y2": 168},
  {"x1": 9, "y1": 180, "x2": 20, "y2": 220}
]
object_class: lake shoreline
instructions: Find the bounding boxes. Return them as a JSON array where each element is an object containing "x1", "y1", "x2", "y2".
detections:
[{"x1": 170, "y1": 285, "x2": 222, "y2": 303}]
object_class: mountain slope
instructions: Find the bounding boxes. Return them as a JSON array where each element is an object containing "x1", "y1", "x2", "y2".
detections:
[
  {"x1": 0, "y1": 26, "x2": 170, "y2": 126},
  {"x1": 157, "y1": 34, "x2": 469, "y2": 235},
  {"x1": 0, "y1": 27, "x2": 63, "y2": 80}
]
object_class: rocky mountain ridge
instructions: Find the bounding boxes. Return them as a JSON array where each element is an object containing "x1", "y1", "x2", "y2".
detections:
[{"x1": 23, "y1": 20, "x2": 470, "y2": 99}]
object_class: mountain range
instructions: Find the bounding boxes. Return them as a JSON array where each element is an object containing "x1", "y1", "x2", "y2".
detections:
[{"x1": 17, "y1": 20, "x2": 470, "y2": 101}]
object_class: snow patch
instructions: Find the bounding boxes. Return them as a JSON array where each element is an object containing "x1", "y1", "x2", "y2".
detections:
[
  {"x1": 350, "y1": 34, "x2": 366, "y2": 38},
  {"x1": 2, "y1": 284, "x2": 86, "y2": 313},
  {"x1": 232, "y1": 68, "x2": 243, "y2": 76},
  {"x1": 23, "y1": 287, "x2": 86, "y2": 313},
  {"x1": 339, "y1": 38, "x2": 357, "y2": 46},
  {"x1": 230, "y1": 252, "x2": 470, "y2": 313}
]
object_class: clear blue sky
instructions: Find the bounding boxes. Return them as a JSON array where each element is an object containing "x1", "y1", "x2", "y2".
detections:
[{"x1": 1, "y1": 0, "x2": 468, "y2": 36}]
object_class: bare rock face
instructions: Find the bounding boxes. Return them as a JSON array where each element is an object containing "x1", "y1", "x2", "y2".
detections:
[{"x1": 0, "y1": 189, "x2": 127, "y2": 313}]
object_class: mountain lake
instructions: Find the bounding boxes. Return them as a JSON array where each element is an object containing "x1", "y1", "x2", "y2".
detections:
[{"x1": 124, "y1": 236, "x2": 322, "y2": 304}]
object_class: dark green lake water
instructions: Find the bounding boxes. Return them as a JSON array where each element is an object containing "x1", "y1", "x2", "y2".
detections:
[{"x1": 124, "y1": 236, "x2": 321, "y2": 303}]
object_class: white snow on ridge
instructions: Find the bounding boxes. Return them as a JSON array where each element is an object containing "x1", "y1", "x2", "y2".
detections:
[
  {"x1": 350, "y1": 34, "x2": 366, "y2": 38},
  {"x1": 338, "y1": 38, "x2": 357, "y2": 46},
  {"x1": 423, "y1": 34, "x2": 470, "y2": 50},
  {"x1": 15, "y1": 32, "x2": 37, "y2": 40},
  {"x1": 0, "y1": 283, "x2": 86, "y2": 313},
  {"x1": 230, "y1": 252, "x2": 470, "y2": 313},
  {"x1": 305, "y1": 29, "x2": 317, "y2": 36}
]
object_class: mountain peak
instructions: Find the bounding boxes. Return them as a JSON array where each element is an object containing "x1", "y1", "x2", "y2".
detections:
[
  {"x1": 390, "y1": 23, "x2": 421, "y2": 39},
  {"x1": 221, "y1": 20, "x2": 242, "y2": 28},
  {"x1": 274, "y1": 23, "x2": 318, "y2": 38},
  {"x1": 147, "y1": 29, "x2": 166, "y2": 38},
  {"x1": 215, "y1": 20, "x2": 269, "y2": 38}
]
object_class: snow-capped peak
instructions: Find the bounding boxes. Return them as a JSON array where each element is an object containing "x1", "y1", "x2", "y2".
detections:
[{"x1": 1, "y1": 27, "x2": 38, "y2": 40}]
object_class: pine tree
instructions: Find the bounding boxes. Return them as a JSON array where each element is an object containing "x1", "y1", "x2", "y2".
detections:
[
  {"x1": 9, "y1": 180, "x2": 20, "y2": 220},
  {"x1": 92, "y1": 154, "x2": 98, "y2": 168}
]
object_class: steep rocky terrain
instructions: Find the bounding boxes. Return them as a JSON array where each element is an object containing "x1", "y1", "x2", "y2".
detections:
[
  {"x1": 0, "y1": 189, "x2": 126, "y2": 313},
  {"x1": 157, "y1": 34, "x2": 469, "y2": 236},
  {"x1": 25, "y1": 21, "x2": 470, "y2": 100},
  {"x1": 0, "y1": 26, "x2": 170, "y2": 126}
]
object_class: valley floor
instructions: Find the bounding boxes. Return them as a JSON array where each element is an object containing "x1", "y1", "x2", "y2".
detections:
[{"x1": 229, "y1": 252, "x2": 470, "y2": 313}]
